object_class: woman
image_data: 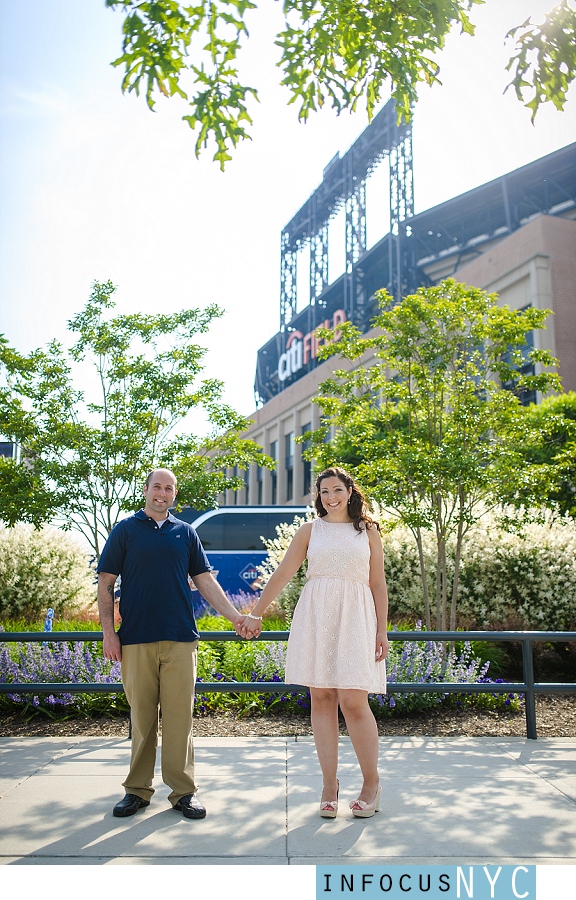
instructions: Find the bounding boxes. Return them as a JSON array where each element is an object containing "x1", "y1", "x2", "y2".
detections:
[{"x1": 240, "y1": 466, "x2": 389, "y2": 818}]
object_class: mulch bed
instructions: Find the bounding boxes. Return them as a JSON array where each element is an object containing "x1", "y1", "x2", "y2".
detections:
[{"x1": 0, "y1": 695, "x2": 574, "y2": 739}]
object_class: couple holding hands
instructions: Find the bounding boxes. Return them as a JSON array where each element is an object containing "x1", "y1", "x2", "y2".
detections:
[{"x1": 98, "y1": 465, "x2": 389, "y2": 821}]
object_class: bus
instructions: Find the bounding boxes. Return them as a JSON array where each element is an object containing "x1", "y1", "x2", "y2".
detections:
[{"x1": 172, "y1": 506, "x2": 309, "y2": 596}]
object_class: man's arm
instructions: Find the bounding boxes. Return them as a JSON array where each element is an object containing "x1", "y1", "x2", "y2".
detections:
[
  {"x1": 191, "y1": 572, "x2": 243, "y2": 630},
  {"x1": 98, "y1": 572, "x2": 122, "y2": 661}
]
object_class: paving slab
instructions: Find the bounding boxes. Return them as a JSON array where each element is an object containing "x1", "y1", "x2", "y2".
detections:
[
  {"x1": 0, "y1": 737, "x2": 86, "y2": 799},
  {"x1": 1, "y1": 855, "x2": 289, "y2": 865},
  {"x1": 545, "y1": 775, "x2": 576, "y2": 803},
  {"x1": 35, "y1": 736, "x2": 287, "y2": 779},
  {"x1": 0, "y1": 738, "x2": 81, "y2": 776},
  {"x1": 0, "y1": 775, "x2": 286, "y2": 859},
  {"x1": 291, "y1": 777, "x2": 576, "y2": 861},
  {"x1": 0, "y1": 736, "x2": 574, "y2": 865},
  {"x1": 289, "y1": 857, "x2": 576, "y2": 866},
  {"x1": 498, "y1": 740, "x2": 576, "y2": 779},
  {"x1": 289, "y1": 736, "x2": 551, "y2": 779}
]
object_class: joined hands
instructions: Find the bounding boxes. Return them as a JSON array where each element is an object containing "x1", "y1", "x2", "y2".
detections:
[{"x1": 234, "y1": 615, "x2": 263, "y2": 640}]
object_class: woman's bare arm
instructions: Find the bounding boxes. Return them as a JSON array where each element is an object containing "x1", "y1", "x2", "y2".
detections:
[
  {"x1": 367, "y1": 525, "x2": 390, "y2": 662},
  {"x1": 238, "y1": 522, "x2": 313, "y2": 637}
]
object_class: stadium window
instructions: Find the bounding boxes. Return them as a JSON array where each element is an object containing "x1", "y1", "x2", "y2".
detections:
[
  {"x1": 301, "y1": 422, "x2": 312, "y2": 497},
  {"x1": 320, "y1": 415, "x2": 332, "y2": 443},
  {"x1": 285, "y1": 431, "x2": 295, "y2": 501},
  {"x1": 270, "y1": 440, "x2": 278, "y2": 505},
  {"x1": 502, "y1": 306, "x2": 536, "y2": 406},
  {"x1": 257, "y1": 465, "x2": 263, "y2": 505},
  {"x1": 244, "y1": 467, "x2": 250, "y2": 504}
]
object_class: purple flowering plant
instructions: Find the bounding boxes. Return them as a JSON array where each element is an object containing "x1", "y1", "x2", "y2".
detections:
[
  {"x1": 0, "y1": 637, "x2": 126, "y2": 718},
  {"x1": 369, "y1": 623, "x2": 522, "y2": 716},
  {"x1": 195, "y1": 620, "x2": 522, "y2": 718},
  {"x1": 0, "y1": 617, "x2": 124, "y2": 718},
  {"x1": 0, "y1": 604, "x2": 522, "y2": 720},
  {"x1": 192, "y1": 590, "x2": 256, "y2": 618}
]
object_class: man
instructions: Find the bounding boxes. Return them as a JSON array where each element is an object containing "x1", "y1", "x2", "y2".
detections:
[{"x1": 97, "y1": 468, "x2": 244, "y2": 820}]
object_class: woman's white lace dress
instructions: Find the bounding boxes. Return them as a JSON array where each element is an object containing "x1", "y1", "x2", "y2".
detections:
[{"x1": 284, "y1": 517, "x2": 387, "y2": 693}]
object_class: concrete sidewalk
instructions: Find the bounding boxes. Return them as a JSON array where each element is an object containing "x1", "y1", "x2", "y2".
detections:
[{"x1": 0, "y1": 735, "x2": 574, "y2": 865}]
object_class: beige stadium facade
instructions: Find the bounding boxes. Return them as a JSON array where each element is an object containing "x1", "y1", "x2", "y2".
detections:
[{"x1": 222, "y1": 148, "x2": 576, "y2": 510}]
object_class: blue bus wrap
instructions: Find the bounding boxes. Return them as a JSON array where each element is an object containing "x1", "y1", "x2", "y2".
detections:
[{"x1": 172, "y1": 506, "x2": 309, "y2": 598}]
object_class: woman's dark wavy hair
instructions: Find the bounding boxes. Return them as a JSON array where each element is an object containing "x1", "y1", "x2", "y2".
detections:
[{"x1": 314, "y1": 467, "x2": 380, "y2": 533}]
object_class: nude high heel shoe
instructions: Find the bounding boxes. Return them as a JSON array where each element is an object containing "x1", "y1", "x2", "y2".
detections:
[
  {"x1": 350, "y1": 784, "x2": 381, "y2": 818},
  {"x1": 320, "y1": 780, "x2": 339, "y2": 818}
]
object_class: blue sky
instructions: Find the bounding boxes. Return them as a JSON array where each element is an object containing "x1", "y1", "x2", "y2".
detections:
[{"x1": 1, "y1": 0, "x2": 575, "y2": 427}]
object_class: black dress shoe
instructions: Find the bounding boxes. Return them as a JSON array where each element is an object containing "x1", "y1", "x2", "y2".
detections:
[
  {"x1": 113, "y1": 793, "x2": 150, "y2": 817},
  {"x1": 172, "y1": 794, "x2": 207, "y2": 819}
]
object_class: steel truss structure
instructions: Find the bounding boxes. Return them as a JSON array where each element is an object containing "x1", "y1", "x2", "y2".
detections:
[
  {"x1": 257, "y1": 132, "x2": 575, "y2": 406},
  {"x1": 279, "y1": 98, "x2": 414, "y2": 332},
  {"x1": 404, "y1": 143, "x2": 576, "y2": 291}
]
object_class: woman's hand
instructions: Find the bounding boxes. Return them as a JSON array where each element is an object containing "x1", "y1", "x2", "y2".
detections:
[
  {"x1": 375, "y1": 631, "x2": 390, "y2": 662},
  {"x1": 245, "y1": 615, "x2": 263, "y2": 640}
]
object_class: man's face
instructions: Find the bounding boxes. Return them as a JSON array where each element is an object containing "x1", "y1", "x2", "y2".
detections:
[{"x1": 143, "y1": 471, "x2": 177, "y2": 517}]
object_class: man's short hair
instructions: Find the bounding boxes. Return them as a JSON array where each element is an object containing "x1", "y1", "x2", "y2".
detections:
[{"x1": 145, "y1": 469, "x2": 178, "y2": 489}]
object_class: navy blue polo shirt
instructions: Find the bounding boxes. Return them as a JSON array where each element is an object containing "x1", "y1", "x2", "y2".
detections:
[{"x1": 97, "y1": 510, "x2": 211, "y2": 645}]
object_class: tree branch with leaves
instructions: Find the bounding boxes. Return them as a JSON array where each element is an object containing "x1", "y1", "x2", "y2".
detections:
[{"x1": 105, "y1": 0, "x2": 575, "y2": 166}]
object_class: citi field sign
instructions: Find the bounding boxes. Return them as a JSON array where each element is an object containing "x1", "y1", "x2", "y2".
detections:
[{"x1": 278, "y1": 309, "x2": 346, "y2": 383}]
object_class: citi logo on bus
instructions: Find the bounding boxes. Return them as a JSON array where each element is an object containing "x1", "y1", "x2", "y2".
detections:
[
  {"x1": 239, "y1": 564, "x2": 260, "y2": 586},
  {"x1": 278, "y1": 309, "x2": 346, "y2": 383}
]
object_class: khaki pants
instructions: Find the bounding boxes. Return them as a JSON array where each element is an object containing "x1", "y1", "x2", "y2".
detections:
[{"x1": 121, "y1": 640, "x2": 198, "y2": 804}]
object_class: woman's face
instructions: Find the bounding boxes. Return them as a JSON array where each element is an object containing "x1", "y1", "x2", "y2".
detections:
[{"x1": 319, "y1": 476, "x2": 352, "y2": 515}]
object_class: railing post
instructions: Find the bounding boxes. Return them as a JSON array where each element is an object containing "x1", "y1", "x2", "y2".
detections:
[{"x1": 522, "y1": 638, "x2": 537, "y2": 740}]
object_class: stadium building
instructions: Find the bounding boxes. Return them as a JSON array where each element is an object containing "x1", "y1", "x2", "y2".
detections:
[{"x1": 224, "y1": 100, "x2": 576, "y2": 507}]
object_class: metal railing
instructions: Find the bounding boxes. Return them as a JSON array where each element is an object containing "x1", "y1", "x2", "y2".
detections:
[{"x1": 1, "y1": 630, "x2": 575, "y2": 740}]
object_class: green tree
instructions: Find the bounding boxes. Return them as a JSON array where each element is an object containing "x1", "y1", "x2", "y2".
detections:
[
  {"x1": 0, "y1": 280, "x2": 271, "y2": 558},
  {"x1": 305, "y1": 279, "x2": 560, "y2": 631},
  {"x1": 514, "y1": 391, "x2": 576, "y2": 517},
  {"x1": 105, "y1": 0, "x2": 576, "y2": 166},
  {"x1": 0, "y1": 456, "x2": 59, "y2": 529}
]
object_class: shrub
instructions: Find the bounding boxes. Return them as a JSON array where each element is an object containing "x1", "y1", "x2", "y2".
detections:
[
  {"x1": 252, "y1": 626, "x2": 520, "y2": 717},
  {"x1": 194, "y1": 613, "x2": 299, "y2": 715},
  {"x1": 257, "y1": 504, "x2": 576, "y2": 629},
  {"x1": 0, "y1": 524, "x2": 95, "y2": 622},
  {"x1": 457, "y1": 511, "x2": 576, "y2": 629},
  {"x1": 381, "y1": 508, "x2": 576, "y2": 630},
  {"x1": 371, "y1": 631, "x2": 491, "y2": 715}
]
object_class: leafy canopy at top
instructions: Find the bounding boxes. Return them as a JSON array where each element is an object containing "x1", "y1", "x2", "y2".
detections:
[{"x1": 105, "y1": 0, "x2": 576, "y2": 166}]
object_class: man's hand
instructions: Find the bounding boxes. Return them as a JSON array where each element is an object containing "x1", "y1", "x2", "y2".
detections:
[
  {"x1": 234, "y1": 616, "x2": 249, "y2": 637},
  {"x1": 103, "y1": 631, "x2": 122, "y2": 662}
]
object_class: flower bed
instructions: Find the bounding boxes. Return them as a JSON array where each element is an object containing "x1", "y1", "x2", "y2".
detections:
[{"x1": 0, "y1": 610, "x2": 521, "y2": 720}]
